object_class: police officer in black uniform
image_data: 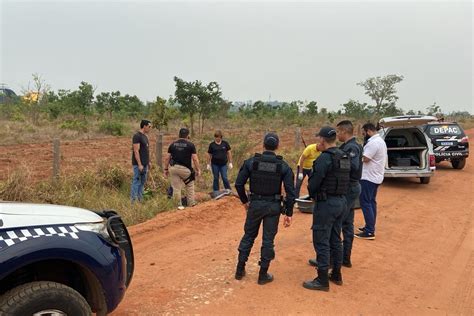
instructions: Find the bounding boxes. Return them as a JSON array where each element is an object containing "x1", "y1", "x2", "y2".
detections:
[
  {"x1": 234, "y1": 132, "x2": 295, "y2": 285},
  {"x1": 336, "y1": 120, "x2": 363, "y2": 266},
  {"x1": 308, "y1": 120, "x2": 362, "y2": 268},
  {"x1": 303, "y1": 126, "x2": 350, "y2": 291}
]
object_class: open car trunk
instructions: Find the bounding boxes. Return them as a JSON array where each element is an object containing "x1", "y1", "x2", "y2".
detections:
[{"x1": 384, "y1": 127, "x2": 428, "y2": 169}]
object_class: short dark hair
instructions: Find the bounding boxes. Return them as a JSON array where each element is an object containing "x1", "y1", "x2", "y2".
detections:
[
  {"x1": 140, "y1": 119, "x2": 151, "y2": 129},
  {"x1": 179, "y1": 127, "x2": 190, "y2": 138},
  {"x1": 321, "y1": 134, "x2": 337, "y2": 144},
  {"x1": 362, "y1": 122, "x2": 377, "y2": 132},
  {"x1": 336, "y1": 120, "x2": 353, "y2": 134},
  {"x1": 264, "y1": 142, "x2": 278, "y2": 151},
  {"x1": 214, "y1": 130, "x2": 223, "y2": 138}
]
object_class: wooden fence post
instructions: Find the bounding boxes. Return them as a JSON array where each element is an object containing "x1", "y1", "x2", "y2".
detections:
[
  {"x1": 156, "y1": 132, "x2": 163, "y2": 170},
  {"x1": 52, "y1": 138, "x2": 60, "y2": 180}
]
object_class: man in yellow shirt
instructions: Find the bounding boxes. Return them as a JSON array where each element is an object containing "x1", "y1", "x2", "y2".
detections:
[{"x1": 296, "y1": 143, "x2": 322, "y2": 198}]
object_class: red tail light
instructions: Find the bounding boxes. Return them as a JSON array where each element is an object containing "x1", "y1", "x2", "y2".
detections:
[
  {"x1": 429, "y1": 154, "x2": 436, "y2": 167},
  {"x1": 460, "y1": 136, "x2": 469, "y2": 143}
]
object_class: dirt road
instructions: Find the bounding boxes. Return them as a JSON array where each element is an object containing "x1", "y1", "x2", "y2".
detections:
[{"x1": 112, "y1": 130, "x2": 474, "y2": 315}]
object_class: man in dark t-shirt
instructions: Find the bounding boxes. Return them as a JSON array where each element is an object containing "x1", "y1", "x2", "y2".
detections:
[
  {"x1": 164, "y1": 128, "x2": 201, "y2": 210},
  {"x1": 207, "y1": 130, "x2": 233, "y2": 192},
  {"x1": 131, "y1": 119, "x2": 152, "y2": 202}
]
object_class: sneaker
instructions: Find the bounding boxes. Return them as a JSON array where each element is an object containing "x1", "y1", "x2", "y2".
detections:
[
  {"x1": 213, "y1": 191, "x2": 228, "y2": 200},
  {"x1": 354, "y1": 231, "x2": 375, "y2": 240},
  {"x1": 177, "y1": 205, "x2": 185, "y2": 210},
  {"x1": 357, "y1": 226, "x2": 366, "y2": 232}
]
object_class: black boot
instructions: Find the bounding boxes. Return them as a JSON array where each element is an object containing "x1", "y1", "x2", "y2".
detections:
[
  {"x1": 342, "y1": 257, "x2": 352, "y2": 268},
  {"x1": 235, "y1": 261, "x2": 246, "y2": 280},
  {"x1": 302, "y1": 269, "x2": 329, "y2": 291},
  {"x1": 329, "y1": 267, "x2": 343, "y2": 285},
  {"x1": 308, "y1": 258, "x2": 318, "y2": 267},
  {"x1": 257, "y1": 266, "x2": 274, "y2": 285}
]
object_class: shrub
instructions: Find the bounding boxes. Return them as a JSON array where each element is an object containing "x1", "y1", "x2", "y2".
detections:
[
  {"x1": 0, "y1": 168, "x2": 33, "y2": 201},
  {"x1": 98, "y1": 120, "x2": 126, "y2": 136},
  {"x1": 97, "y1": 163, "x2": 127, "y2": 189},
  {"x1": 60, "y1": 119, "x2": 88, "y2": 132}
]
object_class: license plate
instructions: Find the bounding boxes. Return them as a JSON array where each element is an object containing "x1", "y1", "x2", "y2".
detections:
[{"x1": 440, "y1": 142, "x2": 454, "y2": 146}]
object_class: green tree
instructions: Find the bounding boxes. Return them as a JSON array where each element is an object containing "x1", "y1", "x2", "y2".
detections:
[
  {"x1": 120, "y1": 94, "x2": 144, "y2": 117},
  {"x1": 95, "y1": 91, "x2": 121, "y2": 118},
  {"x1": 306, "y1": 101, "x2": 318, "y2": 115},
  {"x1": 341, "y1": 99, "x2": 369, "y2": 118},
  {"x1": 22, "y1": 73, "x2": 50, "y2": 125},
  {"x1": 174, "y1": 76, "x2": 201, "y2": 135},
  {"x1": 62, "y1": 82, "x2": 94, "y2": 116},
  {"x1": 197, "y1": 81, "x2": 222, "y2": 135},
  {"x1": 149, "y1": 96, "x2": 170, "y2": 131},
  {"x1": 357, "y1": 74, "x2": 404, "y2": 115}
]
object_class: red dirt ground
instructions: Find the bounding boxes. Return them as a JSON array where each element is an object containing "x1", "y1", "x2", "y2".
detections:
[
  {"x1": 1, "y1": 128, "x2": 472, "y2": 315},
  {"x1": 109, "y1": 130, "x2": 473, "y2": 315},
  {"x1": 0, "y1": 128, "x2": 316, "y2": 182}
]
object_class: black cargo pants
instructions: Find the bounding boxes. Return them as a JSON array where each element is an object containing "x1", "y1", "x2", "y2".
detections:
[
  {"x1": 238, "y1": 200, "x2": 281, "y2": 268},
  {"x1": 312, "y1": 195, "x2": 346, "y2": 271}
]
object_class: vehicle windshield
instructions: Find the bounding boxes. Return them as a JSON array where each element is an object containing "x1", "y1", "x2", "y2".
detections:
[{"x1": 426, "y1": 124, "x2": 463, "y2": 136}]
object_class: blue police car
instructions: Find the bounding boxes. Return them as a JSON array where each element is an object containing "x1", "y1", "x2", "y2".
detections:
[{"x1": 0, "y1": 202, "x2": 134, "y2": 315}]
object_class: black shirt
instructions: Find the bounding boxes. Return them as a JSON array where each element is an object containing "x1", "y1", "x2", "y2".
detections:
[
  {"x1": 168, "y1": 139, "x2": 197, "y2": 169},
  {"x1": 234, "y1": 151, "x2": 296, "y2": 216},
  {"x1": 131, "y1": 132, "x2": 149, "y2": 166},
  {"x1": 339, "y1": 137, "x2": 363, "y2": 182},
  {"x1": 208, "y1": 140, "x2": 231, "y2": 166}
]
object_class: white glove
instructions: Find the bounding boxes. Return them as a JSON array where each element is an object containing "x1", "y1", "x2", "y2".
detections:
[
  {"x1": 206, "y1": 164, "x2": 211, "y2": 171},
  {"x1": 298, "y1": 173, "x2": 304, "y2": 181},
  {"x1": 229, "y1": 163, "x2": 233, "y2": 169}
]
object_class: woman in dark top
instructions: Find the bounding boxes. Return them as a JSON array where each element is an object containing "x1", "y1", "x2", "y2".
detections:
[{"x1": 207, "y1": 130, "x2": 233, "y2": 192}]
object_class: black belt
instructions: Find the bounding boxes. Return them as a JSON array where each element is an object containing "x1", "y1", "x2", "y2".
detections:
[{"x1": 249, "y1": 194, "x2": 282, "y2": 202}]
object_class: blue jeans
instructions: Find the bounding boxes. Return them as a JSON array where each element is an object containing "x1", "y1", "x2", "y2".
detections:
[
  {"x1": 211, "y1": 164, "x2": 231, "y2": 191},
  {"x1": 131, "y1": 165, "x2": 148, "y2": 202},
  {"x1": 360, "y1": 180, "x2": 379, "y2": 235}
]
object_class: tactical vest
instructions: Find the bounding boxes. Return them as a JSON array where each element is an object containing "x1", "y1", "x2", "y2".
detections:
[
  {"x1": 249, "y1": 153, "x2": 283, "y2": 196},
  {"x1": 340, "y1": 140, "x2": 363, "y2": 181},
  {"x1": 321, "y1": 148, "x2": 351, "y2": 195}
]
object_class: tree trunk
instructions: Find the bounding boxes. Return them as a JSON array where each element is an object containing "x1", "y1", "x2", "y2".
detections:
[{"x1": 190, "y1": 113, "x2": 195, "y2": 136}]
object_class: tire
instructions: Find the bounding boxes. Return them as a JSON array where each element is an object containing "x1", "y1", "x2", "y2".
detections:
[
  {"x1": 420, "y1": 177, "x2": 431, "y2": 184},
  {"x1": 0, "y1": 281, "x2": 91, "y2": 316},
  {"x1": 451, "y1": 158, "x2": 466, "y2": 170}
]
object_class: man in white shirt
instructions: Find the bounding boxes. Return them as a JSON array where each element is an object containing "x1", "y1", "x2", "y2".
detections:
[{"x1": 355, "y1": 123, "x2": 387, "y2": 240}]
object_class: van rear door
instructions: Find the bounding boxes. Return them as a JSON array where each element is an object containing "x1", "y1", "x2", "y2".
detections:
[{"x1": 379, "y1": 115, "x2": 437, "y2": 128}]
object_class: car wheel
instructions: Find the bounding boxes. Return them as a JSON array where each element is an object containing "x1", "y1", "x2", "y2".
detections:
[
  {"x1": 451, "y1": 158, "x2": 466, "y2": 170},
  {"x1": 420, "y1": 177, "x2": 431, "y2": 184},
  {"x1": 0, "y1": 281, "x2": 91, "y2": 316}
]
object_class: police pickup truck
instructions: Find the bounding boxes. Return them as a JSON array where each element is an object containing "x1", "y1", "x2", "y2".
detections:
[
  {"x1": 423, "y1": 122, "x2": 469, "y2": 169},
  {"x1": 0, "y1": 203, "x2": 134, "y2": 316}
]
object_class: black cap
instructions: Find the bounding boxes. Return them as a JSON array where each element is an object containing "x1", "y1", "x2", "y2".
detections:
[
  {"x1": 264, "y1": 132, "x2": 279, "y2": 147},
  {"x1": 317, "y1": 126, "x2": 337, "y2": 138}
]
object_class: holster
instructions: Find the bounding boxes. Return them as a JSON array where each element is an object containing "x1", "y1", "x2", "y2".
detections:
[{"x1": 184, "y1": 169, "x2": 195, "y2": 185}]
